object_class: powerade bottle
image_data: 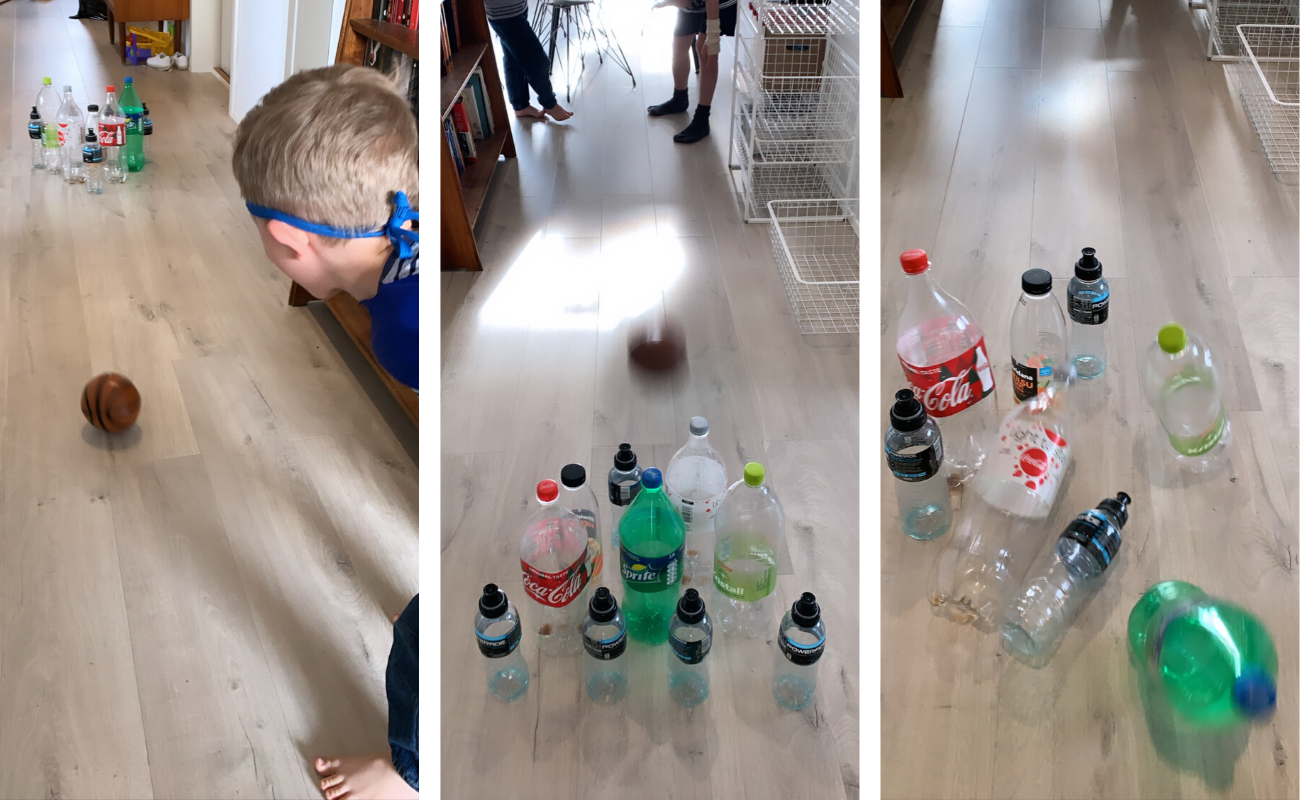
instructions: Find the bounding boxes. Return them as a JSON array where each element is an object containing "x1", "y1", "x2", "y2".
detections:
[
  {"x1": 120, "y1": 77, "x2": 145, "y2": 172},
  {"x1": 619, "y1": 468, "x2": 685, "y2": 644},
  {"x1": 582, "y1": 587, "x2": 628, "y2": 704},
  {"x1": 83, "y1": 128, "x2": 104, "y2": 195},
  {"x1": 141, "y1": 103, "x2": 153, "y2": 164},
  {"x1": 1128, "y1": 581, "x2": 1277, "y2": 727},
  {"x1": 607, "y1": 444, "x2": 643, "y2": 556},
  {"x1": 1067, "y1": 248, "x2": 1108, "y2": 379},
  {"x1": 773, "y1": 592, "x2": 826, "y2": 711},
  {"x1": 668, "y1": 588, "x2": 712, "y2": 707},
  {"x1": 28, "y1": 107, "x2": 45, "y2": 169},
  {"x1": 886, "y1": 388, "x2": 953, "y2": 540},
  {"x1": 475, "y1": 584, "x2": 529, "y2": 702}
]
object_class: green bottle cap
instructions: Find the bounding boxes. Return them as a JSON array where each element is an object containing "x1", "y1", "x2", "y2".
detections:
[
  {"x1": 1158, "y1": 323, "x2": 1187, "y2": 354},
  {"x1": 743, "y1": 462, "x2": 765, "y2": 487},
  {"x1": 42, "y1": 77, "x2": 51, "y2": 85}
]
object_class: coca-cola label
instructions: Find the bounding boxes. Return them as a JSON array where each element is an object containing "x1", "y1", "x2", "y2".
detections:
[
  {"x1": 621, "y1": 544, "x2": 682, "y2": 593},
  {"x1": 779, "y1": 634, "x2": 825, "y2": 666},
  {"x1": 988, "y1": 416, "x2": 1070, "y2": 503},
  {"x1": 477, "y1": 622, "x2": 522, "y2": 659},
  {"x1": 99, "y1": 121, "x2": 125, "y2": 147},
  {"x1": 899, "y1": 338, "x2": 995, "y2": 419},
  {"x1": 521, "y1": 551, "x2": 589, "y2": 609}
]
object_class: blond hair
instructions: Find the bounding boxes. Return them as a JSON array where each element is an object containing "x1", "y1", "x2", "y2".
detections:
[{"x1": 232, "y1": 64, "x2": 418, "y2": 235}]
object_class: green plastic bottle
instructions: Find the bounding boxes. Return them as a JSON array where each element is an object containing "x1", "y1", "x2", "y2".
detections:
[
  {"x1": 619, "y1": 468, "x2": 685, "y2": 644},
  {"x1": 120, "y1": 77, "x2": 145, "y2": 172},
  {"x1": 1128, "y1": 580, "x2": 1277, "y2": 727}
]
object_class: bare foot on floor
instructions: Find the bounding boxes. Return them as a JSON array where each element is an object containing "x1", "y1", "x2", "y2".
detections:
[
  {"x1": 315, "y1": 755, "x2": 417, "y2": 800},
  {"x1": 391, "y1": 613, "x2": 400, "y2": 624},
  {"x1": 543, "y1": 103, "x2": 573, "y2": 121},
  {"x1": 514, "y1": 105, "x2": 546, "y2": 119}
]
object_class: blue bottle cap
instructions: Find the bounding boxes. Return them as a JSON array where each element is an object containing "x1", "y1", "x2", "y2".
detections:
[
  {"x1": 641, "y1": 468, "x2": 663, "y2": 490},
  {"x1": 1232, "y1": 666, "x2": 1277, "y2": 718}
]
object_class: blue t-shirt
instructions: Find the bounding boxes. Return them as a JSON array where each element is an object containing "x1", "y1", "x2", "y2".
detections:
[{"x1": 360, "y1": 242, "x2": 419, "y2": 391}]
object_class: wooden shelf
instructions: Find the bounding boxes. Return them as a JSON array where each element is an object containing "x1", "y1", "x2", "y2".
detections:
[
  {"x1": 441, "y1": 41, "x2": 488, "y2": 115},
  {"x1": 350, "y1": 18, "x2": 419, "y2": 59},
  {"x1": 459, "y1": 127, "x2": 510, "y2": 227}
]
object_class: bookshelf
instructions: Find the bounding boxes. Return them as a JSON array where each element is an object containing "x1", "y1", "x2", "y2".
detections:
[{"x1": 441, "y1": 0, "x2": 515, "y2": 272}]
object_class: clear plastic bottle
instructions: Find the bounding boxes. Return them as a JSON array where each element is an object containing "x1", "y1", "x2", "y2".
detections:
[
  {"x1": 520, "y1": 479, "x2": 591, "y2": 656},
  {"x1": 1011, "y1": 269, "x2": 1068, "y2": 404},
  {"x1": 28, "y1": 106, "x2": 45, "y2": 170},
  {"x1": 559, "y1": 463, "x2": 603, "y2": 583},
  {"x1": 619, "y1": 468, "x2": 685, "y2": 644},
  {"x1": 886, "y1": 388, "x2": 953, "y2": 541},
  {"x1": 896, "y1": 249, "x2": 998, "y2": 483},
  {"x1": 121, "y1": 77, "x2": 145, "y2": 172},
  {"x1": 668, "y1": 588, "x2": 712, "y2": 707},
  {"x1": 712, "y1": 462, "x2": 784, "y2": 637},
  {"x1": 929, "y1": 372, "x2": 1074, "y2": 628},
  {"x1": 1001, "y1": 493, "x2": 1131, "y2": 665},
  {"x1": 1067, "y1": 248, "x2": 1108, "y2": 379},
  {"x1": 141, "y1": 103, "x2": 153, "y2": 164},
  {"x1": 665, "y1": 416, "x2": 729, "y2": 537},
  {"x1": 1142, "y1": 323, "x2": 1231, "y2": 473},
  {"x1": 55, "y1": 86, "x2": 86, "y2": 184},
  {"x1": 582, "y1": 587, "x2": 628, "y2": 704},
  {"x1": 83, "y1": 129, "x2": 104, "y2": 195},
  {"x1": 607, "y1": 443, "x2": 643, "y2": 556},
  {"x1": 100, "y1": 86, "x2": 127, "y2": 184},
  {"x1": 36, "y1": 78, "x2": 61, "y2": 174},
  {"x1": 475, "y1": 583, "x2": 530, "y2": 702},
  {"x1": 772, "y1": 592, "x2": 826, "y2": 711}
]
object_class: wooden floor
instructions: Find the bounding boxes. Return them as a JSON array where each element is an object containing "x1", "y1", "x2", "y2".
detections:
[
  {"x1": 0, "y1": 2, "x2": 418, "y2": 798},
  {"x1": 440, "y1": 10, "x2": 860, "y2": 799},
  {"x1": 882, "y1": 0, "x2": 1298, "y2": 797}
]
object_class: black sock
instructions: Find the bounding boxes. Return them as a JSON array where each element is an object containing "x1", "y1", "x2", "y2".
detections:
[
  {"x1": 673, "y1": 105, "x2": 711, "y2": 144},
  {"x1": 648, "y1": 88, "x2": 689, "y2": 117}
]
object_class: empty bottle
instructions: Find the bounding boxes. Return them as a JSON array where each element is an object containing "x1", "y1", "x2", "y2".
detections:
[
  {"x1": 520, "y1": 479, "x2": 590, "y2": 656},
  {"x1": 1011, "y1": 269, "x2": 1068, "y2": 403},
  {"x1": 665, "y1": 416, "x2": 729, "y2": 533},
  {"x1": 773, "y1": 592, "x2": 826, "y2": 711},
  {"x1": 1128, "y1": 581, "x2": 1277, "y2": 727},
  {"x1": 56, "y1": 85, "x2": 86, "y2": 184},
  {"x1": 36, "y1": 77, "x2": 61, "y2": 173},
  {"x1": 559, "y1": 463, "x2": 602, "y2": 582},
  {"x1": 713, "y1": 462, "x2": 783, "y2": 638},
  {"x1": 1067, "y1": 248, "x2": 1108, "y2": 379},
  {"x1": 582, "y1": 587, "x2": 628, "y2": 704},
  {"x1": 28, "y1": 106, "x2": 45, "y2": 169},
  {"x1": 886, "y1": 388, "x2": 953, "y2": 541},
  {"x1": 1142, "y1": 323, "x2": 1231, "y2": 473},
  {"x1": 121, "y1": 77, "x2": 145, "y2": 172},
  {"x1": 896, "y1": 249, "x2": 997, "y2": 483},
  {"x1": 668, "y1": 588, "x2": 712, "y2": 707},
  {"x1": 100, "y1": 86, "x2": 127, "y2": 183},
  {"x1": 619, "y1": 468, "x2": 686, "y2": 644},
  {"x1": 608, "y1": 443, "x2": 643, "y2": 555},
  {"x1": 929, "y1": 372, "x2": 1074, "y2": 627},
  {"x1": 142, "y1": 102, "x2": 153, "y2": 164},
  {"x1": 476, "y1": 583, "x2": 530, "y2": 702},
  {"x1": 1001, "y1": 493, "x2": 1131, "y2": 665},
  {"x1": 83, "y1": 128, "x2": 104, "y2": 195}
]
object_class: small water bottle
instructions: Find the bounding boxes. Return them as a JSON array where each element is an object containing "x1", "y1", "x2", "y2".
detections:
[
  {"x1": 1001, "y1": 493, "x2": 1131, "y2": 665},
  {"x1": 582, "y1": 587, "x2": 628, "y2": 704},
  {"x1": 560, "y1": 463, "x2": 603, "y2": 583},
  {"x1": 28, "y1": 106, "x2": 45, "y2": 170},
  {"x1": 885, "y1": 389, "x2": 952, "y2": 540},
  {"x1": 83, "y1": 129, "x2": 104, "y2": 195},
  {"x1": 475, "y1": 583, "x2": 530, "y2": 703},
  {"x1": 772, "y1": 592, "x2": 826, "y2": 711},
  {"x1": 607, "y1": 443, "x2": 643, "y2": 555},
  {"x1": 1067, "y1": 248, "x2": 1109, "y2": 379},
  {"x1": 141, "y1": 103, "x2": 153, "y2": 164},
  {"x1": 668, "y1": 588, "x2": 712, "y2": 707}
]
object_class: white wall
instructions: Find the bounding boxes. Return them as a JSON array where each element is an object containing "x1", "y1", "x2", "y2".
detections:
[
  {"x1": 229, "y1": 0, "x2": 292, "y2": 121},
  {"x1": 190, "y1": 0, "x2": 221, "y2": 74},
  {"x1": 290, "y1": 0, "x2": 342, "y2": 73}
]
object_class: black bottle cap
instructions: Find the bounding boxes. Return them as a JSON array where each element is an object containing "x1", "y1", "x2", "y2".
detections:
[
  {"x1": 614, "y1": 443, "x2": 637, "y2": 471},
  {"x1": 1022, "y1": 268, "x2": 1053, "y2": 296},
  {"x1": 1075, "y1": 247, "x2": 1103, "y2": 281},
  {"x1": 1099, "y1": 491, "x2": 1132, "y2": 528},
  {"x1": 588, "y1": 586, "x2": 618, "y2": 622},
  {"x1": 143, "y1": 103, "x2": 149, "y2": 112},
  {"x1": 792, "y1": 592, "x2": 820, "y2": 627},
  {"x1": 479, "y1": 583, "x2": 508, "y2": 619},
  {"x1": 677, "y1": 588, "x2": 706, "y2": 624},
  {"x1": 560, "y1": 463, "x2": 586, "y2": 488},
  {"x1": 30, "y1": 106, "x2": 39, "y2": 120},
  {"x1": 87, "y1": 104, "x2": 99, "y2": 112},
  {"x1": 85, "y1": 129, "x2": 97, "y2": 143},
  {"x1": 889, "y1": 389, "x2": 927, "y2": 432}
]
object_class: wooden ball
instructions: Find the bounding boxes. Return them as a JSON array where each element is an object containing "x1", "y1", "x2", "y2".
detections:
[{"x1": 81, "y1": 372, "x2": 141, "y2": 433}]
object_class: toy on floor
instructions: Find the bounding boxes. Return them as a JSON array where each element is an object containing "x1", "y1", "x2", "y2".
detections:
[
  {"x1": 628, "y1": 315, "x2": 687, "y2": 372},
  {"x1": 81, "y1": 372, "x2": 141, "y2": 432}
]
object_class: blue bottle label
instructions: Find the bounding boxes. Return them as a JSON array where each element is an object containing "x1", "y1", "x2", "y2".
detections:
[
  {"x1": 28, "y1": 121, "x2": 42, "y2": 140},
  {"x1": 609, "y1": 479, "x2": 641, "y2": 507},
  {"x1": 1069, "y1": 291, "x2": 1109, "y2": 325},
  {"x1": 780, "y1": 633, "x2": 825, "y2": 666},
  {"x1": 1061, "y1": 509, "x2": 1121, "y2": 567},
  {"x1": 621, "y1": 544, "x2": 682, "y2": 593},
  {"x1": 584, "y1": 628, "x2": 627, "y2": 660},
  {"x1": 887, "y1": 442, "x2": 942, "y2": 483},
  {"x1": 477, "y1": 622, "x2": 522, "y2": 659},
  {"x1": 671, "y1": 631, "x2": 711, "y2": 664}
]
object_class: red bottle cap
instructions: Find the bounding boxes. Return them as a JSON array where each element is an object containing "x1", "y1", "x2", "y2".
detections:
[
  {"x1": 900, "y1": 249, "x2": 930, "y2": 275},
  {"x1": 106, "y1": 85, "x2": 115, "y2": 92},
  {"x1": 536, "y1": 480, "x2": 559, "y2": 503}
]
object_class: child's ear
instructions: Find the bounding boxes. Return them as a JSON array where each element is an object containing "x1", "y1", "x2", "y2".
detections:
[{"x1": 265, "y1": 218, "x2": 313, "y2": 260}]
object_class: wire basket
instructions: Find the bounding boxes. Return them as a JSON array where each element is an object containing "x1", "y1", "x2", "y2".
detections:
[
  {"x1": 734, "y1": 124, "x2": 845, "y2": 218},
  {"x1": 767, "y1": 199, "x2": 859, "y2": 334},
  {"x1": 742, "y1": 0, "x2": 858, "y2": 36},
  {"x1": 1235, "y1": 24, "x2": 1299, "y2": 173},
  {"x1": 735, "y1": 34, "x2": 859, "y2": 138},
  {"x1": 1205, "y1": 0, "x2": 1297, "y2": 58}
]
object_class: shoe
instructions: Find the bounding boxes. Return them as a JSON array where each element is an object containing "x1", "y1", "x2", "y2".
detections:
[
  {"x1": 174, "y1": 53, "x2": 188, "y2": 70},
  {"x1": 146, "y1": 53, "x2": 173, "y2": 71}
]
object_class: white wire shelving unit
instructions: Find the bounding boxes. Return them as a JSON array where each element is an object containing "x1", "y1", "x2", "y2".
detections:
[
  {"x1": 1233, "y1": 24, "x2": 1299, "y2": 174},
  {"x1": 767, "y1": 199, "x2": 859, "y2": 334},
  {"x1": 1192, "y1": 0, "x2": 1297, "y2": 60}
]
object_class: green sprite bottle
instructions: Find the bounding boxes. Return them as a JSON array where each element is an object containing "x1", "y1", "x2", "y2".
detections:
[
  {"x1": 713, "y1": 462, "x2": 783, "y2": 638},
  {"x1": 618, "y1": 468, "x2": 685, "y2": 644},
  {"x1": 120, "y1": 77, "x2": 145, "y2": 172}
]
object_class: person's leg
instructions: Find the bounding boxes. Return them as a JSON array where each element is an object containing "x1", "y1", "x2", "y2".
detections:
[
  {"x1": 648, "y1": 13, "x2": 699, "y2": 116},
  {"x1": 493, "y1": 13, "x2": 572, "y2": 120},
  {"x1": 674, "y1": 4, "x2": 735, "y2": 144},
  {"x1": 488, "y1": 17, "x2": 541, "y2": 116}
]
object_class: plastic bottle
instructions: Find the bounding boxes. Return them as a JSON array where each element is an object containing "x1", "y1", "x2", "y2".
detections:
[
  {"x1": 1001, "y1": 493, "x2": 1131, "y2": 665},
  {"x1": 83, "y1": 128, "x2": 104, "y2": 195},
  {"x1": 582, "y1": 587, "x2": 628, "y2": 704},
  {"x1": 773, "y1": 592, "x2": 826, "y2": 711},
  {"x1": 1011, "y1": 269, "x2": 1068, "y2": 404},
  {"x1": 28, "y1": 107, "x2": 45, "y2": 170},
  {"x1": 141, "y1": 102, "x2": 153, "y2": 164},
  {"x1": 712, "y1": 462, "x2": 784, "y2": 638},
  {"x1": 886, "y1": 388, "x2": 953, "y2": 541},
  {"x1": 1067, "y1": 248, "x2": 1108, "y2": 379},
  {"x1": 120, "y1": 77, "x2": 145, "y2": 172},
  {"x1": 607, "y1": 444, "x2": 643, "y2": 555},
  {"x1": 36, "y1": 78, "x2": 61, "y2": 173},
  {"x1": 100, "y1": 86, "x2": 127, "y2": 184},
  {"x1": 928, "y1": 372, "x2": 1074, "y2": 627},
  {"x1": 559, "y1": 463, "x2": 602, "y2": 583},
  {"x1": 665, "y1": 417, "x2": 729, "y2": 534},
  {"x1": 1141, "y1": 323, "x2": 1231, "y2": 473},
  {"x1": 1128, "y1": 581, "x2": 1277, "y2": 727},
  {"x1": 618, "y1": 468, "x2": 685, "y2": 644},
  {"x1": 520, "y1": 479, "x2": 590, "y2": 656},
  {"x1": 896, "y1": 249, "x2": 998, "y2": 483},
  {"x1": 56, "y1": 85, "x2": 86, "y2": 184},
  {"x1": 475, "y1": 583, "x2": 530, "y2": 702},
  {"x1": 668, "y1": 588, "x2": 712, "y2": 707}
]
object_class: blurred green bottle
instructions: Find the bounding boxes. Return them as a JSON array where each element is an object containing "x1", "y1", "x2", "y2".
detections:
[
  {"x1": 618, "y1": 468, "x2": 685, "y2": 644},
  {"x1": 120, "y1": 77, "x2": 145, "y2": 172}
]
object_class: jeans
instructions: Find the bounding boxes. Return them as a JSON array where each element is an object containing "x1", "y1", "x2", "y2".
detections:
[
  {"x1": 488, "y1": 13, "x2": 558, "y2": 111},
  {"x1": 388, "y1": 595, "x2": 419, "y2": 790}
]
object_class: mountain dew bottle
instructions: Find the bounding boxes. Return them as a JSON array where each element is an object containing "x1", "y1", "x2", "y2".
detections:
[
  {"x1": 1128, "y1": 581, "x2": 1277, "y2": 727},
  {"x1": 619, "y1": 468, "x2": 685, "y2": 644}
]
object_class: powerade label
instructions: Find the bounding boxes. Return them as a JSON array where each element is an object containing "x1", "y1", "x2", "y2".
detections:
[
  {"x1": 477, "y1": 622, "x2": 522, "y2": 658},
  {"x1": 670, "y1": 632, "x2": 711, "y2": 665},
  {"x1": 780, "y1": 634, "x2": 825, "y2": 666},
  {"x1": 573, "y1": 508, "x2": 602, "y2": 580},
  {"x1": 887, "y1": 442, "x2": 942, "y2": 483},
  {"x1": 28, "y1": 122, "x2": 42, "y2": 140},
  {"x1": 83, "y1": 146, "x2": 102, "y2": 164},
  {"x1": 583, "y1": 629, "x2": 627, "y2": 660},
  {"x1": 621, "y1": 544, "x2": 682, "y2": 593},
  {"x1": 609, "y1": 480, "x2": 641, "y2": 507},
  {"x1": 1061, "y1": 510, "x2": 1121, "y2": 567},
  {"x1": 1069, "y1": 291, "x2": 1109, "y2": 325}
]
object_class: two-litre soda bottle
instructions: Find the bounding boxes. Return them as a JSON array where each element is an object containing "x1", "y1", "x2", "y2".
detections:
[
  {"x1": 520, "y1": 479, "x2": 590, "y2": 655},
  {"x1": 582, "y1": 587, "x2": 628, "y2": 704},
  {"x1": 665, "y1": 417, "x2": 728, "y2": 582},
  {"x1": 1067, "y1": 248, "x2": 1109, "y2": 379},
  {"x1": 121, "y1": 77, "x2": 145, "y2": 172},
  {"x1": 713, "y1": 462, "x2": 783, "y2": 637},
  {"x1": 55, "y1": 85, "x2": 86, "y2": 184},
  {"x1": 608, "y1": 444, "x2": 643, "y2": 555},
  {"x1": 1142, "y1": 323, "x2": 1231, "y2": 473},
  {"x1": 35, "y1": 78, "x2": 61, "y2": 173},
  {"x1": 896, "y1": 249, "x2": 997, "y2": 483},
  {"x1": 773, "y1": 592, "x2": 826, "y2": 711},
  {"x1": 475, "y1": 584, "x2": 530, "y2": 702},
  {"x1": 1128, "y1": 581, "x2": 1277, "y2": 727},
  {"x1": 886, "y1": 388, "x2": 953, "y2": 540},
  {"x1": 1010, "y1": 269, "x2": 1068, "y2": 403},
  {"x1": 100, "y1": 86, "x2": 127, "y2": 183},
  {"x1": 619, "y1": 468, "x2": 685, "y2": 644},
  {"x1": 668, "y1": 588, "x2": 712, "y2": 707},
  {"x1": 559, "y1": 463, "x2": 602, "y2": 582},
  {"x1": 28, "y1": 107, "x2": 45, "y2": 170}
]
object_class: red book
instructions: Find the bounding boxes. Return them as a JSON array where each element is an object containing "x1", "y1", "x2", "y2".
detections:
[
  {"x1": 451, "y1": 100, "x2": 471, "y2": 134},
  {"x1": 411, "y1": 0, "x2": 420, "y2": 29}
]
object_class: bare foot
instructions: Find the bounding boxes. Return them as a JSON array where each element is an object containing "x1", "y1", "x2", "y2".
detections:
[
  {"x1": 314, "y1": 755, "x2": 417, "y2": 800},
  {"x1": 514, "y1": 106, "x2": 546, "y2": 119},
  {"x1": 391, "y1": 613, "x2": 400, "y2": 624},
  {"x1": 543, "y1": 103, "x2": 573, "y2": 121}
]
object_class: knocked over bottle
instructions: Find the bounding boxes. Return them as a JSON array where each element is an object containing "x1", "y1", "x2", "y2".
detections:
[{"x1": 1142, "y1": 323, "x2": 1231, "y2": 473}]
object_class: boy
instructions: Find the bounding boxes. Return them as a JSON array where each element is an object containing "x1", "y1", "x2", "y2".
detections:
[
  {"x1": 232, "y1": 65, "x2": 419, "y2": 800},
  {"x1": 485, "y1": 0, "x2": 574, "y2": 120},
  {"x1": 647, "y1": 0, "x2": 733, "y2": 143}
]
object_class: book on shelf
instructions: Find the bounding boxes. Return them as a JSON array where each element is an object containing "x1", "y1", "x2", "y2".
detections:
[
  {"x1": 451, "y1": 99, "x2": 477, "y2": 162},
  {"x1": 471, "y1": 67, "x2": 496, "y2": 133},
  {"x1": 444, "y1": 117, "x2": 465, "y2": 176},
  {"x1": 461, "y1": 88, "x2": 483, "y2": 139},
  {"x1": 444, "y1": 0, "x2": 460, "y2": 53}
]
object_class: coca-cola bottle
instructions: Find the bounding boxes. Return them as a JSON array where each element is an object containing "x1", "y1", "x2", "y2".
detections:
[
  {"x1": 896, "y1": 249, "x2": 998, "y2": 483},
  {"x1": 520, "y1": 479, "x2": 591, "y2": 656},
  {"x1": 928, "y1": 370, "x2": 1074, "y2": 629}
]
